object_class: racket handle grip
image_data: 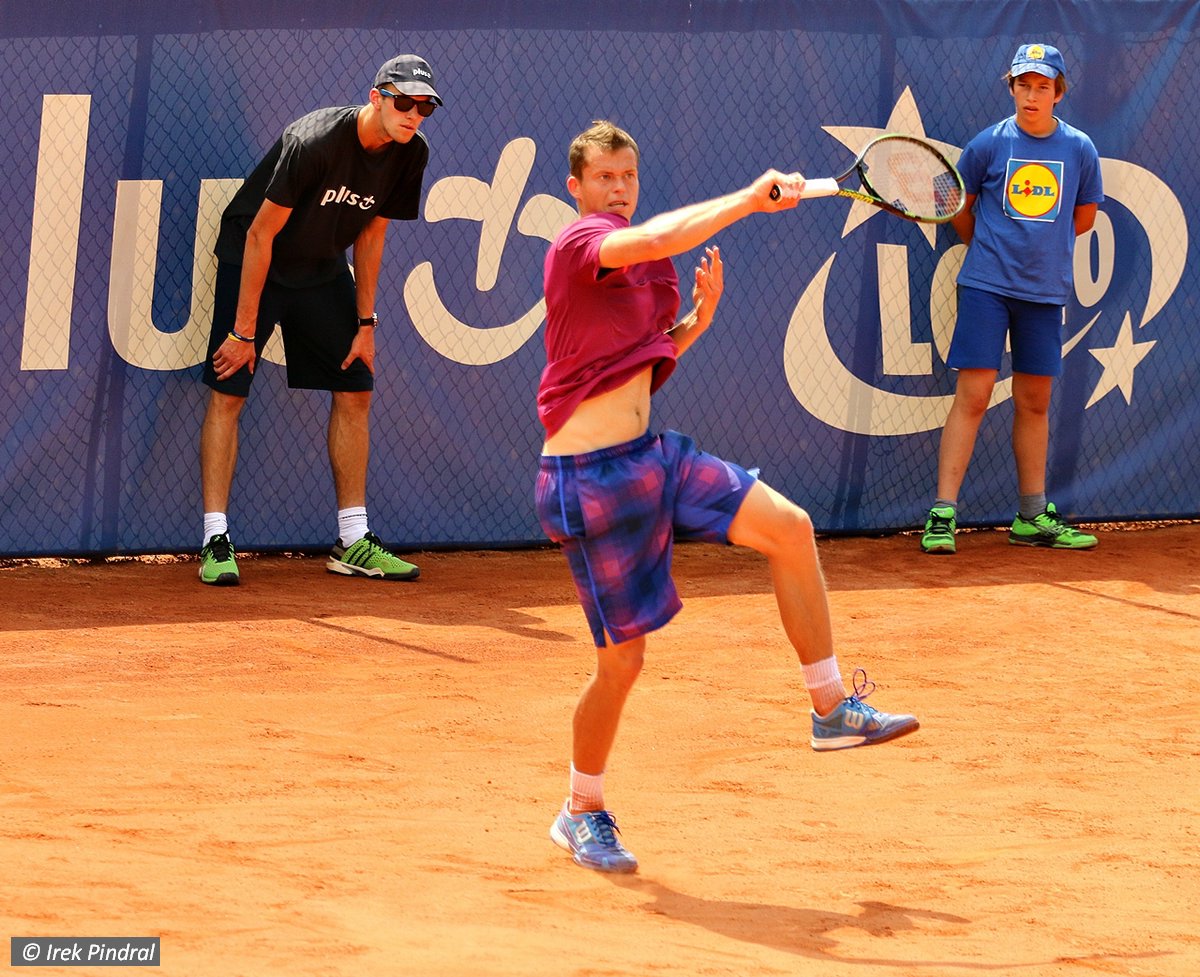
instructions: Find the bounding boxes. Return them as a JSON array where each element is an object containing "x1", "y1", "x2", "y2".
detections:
[
  {"x1": 800, "y1": 178, "x2": 840, "y2": 199},
  {"x1": 770, "y1": 177, "x2": 839, "y2": 201}
]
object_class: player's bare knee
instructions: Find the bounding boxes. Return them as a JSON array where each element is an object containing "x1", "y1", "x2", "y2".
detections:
[
  {"x1": 597, "y1": 641, "x2": 644, "y2": 689},
  {"x1": 786, "y1": 503, "x2": 816, "y2": 548},
  {"x1": 756, "y1": 500, "x2": 814, "y2": 559}
]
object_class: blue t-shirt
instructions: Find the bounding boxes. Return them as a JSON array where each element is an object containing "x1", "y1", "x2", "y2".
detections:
[{"x1": 956, "y1": 116, "x2": 1103, "y2": 305}]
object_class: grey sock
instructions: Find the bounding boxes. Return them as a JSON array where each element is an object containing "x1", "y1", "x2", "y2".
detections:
[{"x1": 1019, "y1": 493, "x2": 1047, "y2": 521}]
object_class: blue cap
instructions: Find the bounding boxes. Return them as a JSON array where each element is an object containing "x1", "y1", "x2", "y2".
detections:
[{"x1": 1011, "y1": 44, "x2": 1067, "y2": 82}]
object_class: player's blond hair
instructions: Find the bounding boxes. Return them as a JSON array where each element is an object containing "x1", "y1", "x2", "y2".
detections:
[{"x1": 568, "y1": 120, "x2": 640, "y2": 179}]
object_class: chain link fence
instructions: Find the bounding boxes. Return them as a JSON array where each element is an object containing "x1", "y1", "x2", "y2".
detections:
[{"x1": 2, "y1": 3, "x2": 1197, "y2": 556}]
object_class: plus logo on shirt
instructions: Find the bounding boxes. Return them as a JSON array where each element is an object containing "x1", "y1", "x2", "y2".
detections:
[
  {"x1": 319, "y1": 185, "x2": 378, "y2": 210},
  {"x1": 1004, "y1": 159, "x2": 1064, "y2": 222}
]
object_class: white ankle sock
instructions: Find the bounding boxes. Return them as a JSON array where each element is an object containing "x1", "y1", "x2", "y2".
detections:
[
  {"x1": 803, "y1": 655, "x2": 846, "y2": 716},
  {"x1": 203, "y1": 512, "x2": 228, "y2": 549},
  {"x1": 569, "y1": 765, "x2": 605, "y2": 813},
  {"x1": 337, "y1": 507, "x2": 369, "y2": 546}
]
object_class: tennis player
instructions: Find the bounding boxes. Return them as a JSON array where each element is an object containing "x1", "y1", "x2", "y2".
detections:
[
  {"x1": 921, "y1": 43, "x2": 1103, "y2": 554},
  {"x1": 197, "y1": 56, "x2": 440, "y2": 585},
  {"x1": 536, "y1": 120, "x2": 919, "y2": 873}
]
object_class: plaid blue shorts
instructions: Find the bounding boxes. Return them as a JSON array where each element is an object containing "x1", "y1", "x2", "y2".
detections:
[{"x1": 535, "y1": 430, "x2": 757, "y2": 647}]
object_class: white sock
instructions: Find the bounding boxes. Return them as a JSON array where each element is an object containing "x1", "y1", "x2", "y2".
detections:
[
  {"x1": 803, "y1": 655, "x2": 846, "y2": 717},
  {"x1": 337, "y1": 507, "x2": 369, "y2": 546},
  {"x1": 569, "y1": 765, "x2": 605, "y2": 813},
  {"x1": 203, "y1": 512, "x2": 228, "y2": 549}
]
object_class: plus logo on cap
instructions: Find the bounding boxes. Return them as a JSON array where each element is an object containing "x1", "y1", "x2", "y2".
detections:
[{"x1": 373, "y1": 54, "x2": 443, "y2": 105}]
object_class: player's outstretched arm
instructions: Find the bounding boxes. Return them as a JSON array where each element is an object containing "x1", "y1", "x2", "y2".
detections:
[{"x1": 599, "y1": 170, "x2": 805, "y2": 268}]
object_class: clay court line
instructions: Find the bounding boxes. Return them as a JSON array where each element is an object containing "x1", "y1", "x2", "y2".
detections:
[
  {"x1": 304, "y1": 618, "x2": 477, "y2": 663},
  {"x1": 1049, "y1": 581, "x2": 1200, "y2": 621}
]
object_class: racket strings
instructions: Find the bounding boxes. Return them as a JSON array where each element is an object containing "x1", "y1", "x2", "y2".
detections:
[{"x1": 860, "y1": 141, "x2": 963, "y2": 221}]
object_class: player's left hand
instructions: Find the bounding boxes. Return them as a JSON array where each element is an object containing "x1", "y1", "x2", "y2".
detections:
[
  {"x1": 342, "y1": 326, "x2": 376, "y2": 373},
  {"x1": 692, "y1": 246, "x2": 724, "y2": 332}
]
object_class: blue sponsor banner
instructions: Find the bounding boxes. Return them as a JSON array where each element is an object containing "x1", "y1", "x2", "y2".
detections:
[{"x1": 1, "y1": 1, "x2": 1197, "y2": 555}]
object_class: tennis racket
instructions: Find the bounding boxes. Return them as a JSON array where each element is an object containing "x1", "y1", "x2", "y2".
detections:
[{"x1": 771, "y1": 133, "x2": 965, "y2": 224}]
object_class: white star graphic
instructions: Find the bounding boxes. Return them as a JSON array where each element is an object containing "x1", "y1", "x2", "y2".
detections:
[
  {"x1": 822, "y1": 87, "x2": 962, "y2": 249},
  {"x1": 1086, "y1": 313, "x2": 1157, "y2": 408}
]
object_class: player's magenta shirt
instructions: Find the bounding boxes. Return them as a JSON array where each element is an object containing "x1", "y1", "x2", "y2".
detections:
[{"x1": 538, "y1": 212, "x2": 679, "y2": 437}]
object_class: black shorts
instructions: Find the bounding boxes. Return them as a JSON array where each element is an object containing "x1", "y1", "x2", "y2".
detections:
[{"x1": 202, "y1": 261, "x2": 374, "y2": 397}]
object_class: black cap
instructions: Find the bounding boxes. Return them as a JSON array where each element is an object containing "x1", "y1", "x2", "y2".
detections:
[{"x1": 373, "y1": 55, "x2": 442, "y2": 106}]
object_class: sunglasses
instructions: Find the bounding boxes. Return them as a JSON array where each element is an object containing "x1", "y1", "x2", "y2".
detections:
[{"x1": 378, "y1": 89, "x2": 437, "y2": 117}]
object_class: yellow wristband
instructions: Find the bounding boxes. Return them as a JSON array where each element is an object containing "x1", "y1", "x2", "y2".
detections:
[{"x1": 228, "y1": 330, "x2": 254, "y2": 344}]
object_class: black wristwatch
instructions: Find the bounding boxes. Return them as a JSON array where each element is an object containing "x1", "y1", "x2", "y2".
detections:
[{"x1": 357, "y1": 313, "x2": 378, "y2": 327}]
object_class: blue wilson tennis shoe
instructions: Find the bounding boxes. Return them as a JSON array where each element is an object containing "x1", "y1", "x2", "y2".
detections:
[
  {"x1": 812, "y1": 669, "x2": 919, "y2": 751},
  {"x1": 550, "y1": 803, "x2": 638, "y2": 873}
]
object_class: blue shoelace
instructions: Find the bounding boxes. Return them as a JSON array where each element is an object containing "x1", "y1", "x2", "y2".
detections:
[
  {"x1": 845, "y1": 668, "x2": 882, "y2": 717},
  {"x1": 581, "y1": 810, "x2": 622, "y2": 845}
]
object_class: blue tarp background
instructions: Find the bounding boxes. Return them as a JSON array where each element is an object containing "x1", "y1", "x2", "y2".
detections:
[{"x1": 2, "y1": 1, "x2": 1196, "y2": 555}]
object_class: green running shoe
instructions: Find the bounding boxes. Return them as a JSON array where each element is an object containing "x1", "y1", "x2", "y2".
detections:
[
  {"x1": 1009, "y1": 503, "x2": 1098, "y2": 549},
  {"x1": 199, "y1": 532, "x2": 240, "y2": 586},
  {"x1": 920, "y1": 505, "x2": 957, "y2": 554},
  {"x1": 327, "y1": 531, "x2": 420, "y2": 580}
]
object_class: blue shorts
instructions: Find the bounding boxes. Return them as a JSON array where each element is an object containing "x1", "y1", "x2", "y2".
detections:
[
  {"x1": 535, "y1": 430, "x2": 757, "y2": 647},
  {"x1": 202, "y1": 261, "x2": 374, "y2": 397},
  {"x1": 947, "y1": 285, "x2": 1064, "y2": 377}
]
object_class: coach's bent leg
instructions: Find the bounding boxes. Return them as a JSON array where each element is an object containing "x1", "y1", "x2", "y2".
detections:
[
  {"x1": 200, "y1": 390, "x2": 247, "y2": 512},
  {"x1": 572, "y1": 635, "x2": 645, "y2": 782},
  {"x1": 727, "y1": 481, "x2": 834, "y2": 667},
  {"x1": 329, "y1": 390, "x2": 371, "y2": 509}
]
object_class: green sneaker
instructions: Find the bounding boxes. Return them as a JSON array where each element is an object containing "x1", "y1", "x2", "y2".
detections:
[
  {"x1": 199, "y1": 533, "x2": 240, "y2": 586},
  {"x1": 327, "y1": 531, "x2": 420, "y2": 580},
  {"x1": 1009, "y1": 503, "x2": 1098, "y2": 549},
  {"x1": 920, "y1": 505, "x2": 957, "y2": 554}
]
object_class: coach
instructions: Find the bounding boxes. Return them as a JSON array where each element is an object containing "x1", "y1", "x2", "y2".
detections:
[{"x1": 196, "y1": 55, "x2": 440, "y2": 586}]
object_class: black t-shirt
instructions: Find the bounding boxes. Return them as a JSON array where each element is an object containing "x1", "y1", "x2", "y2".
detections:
[{"x1": 214, "y1": 106, "x2": 428, "y2": 288}]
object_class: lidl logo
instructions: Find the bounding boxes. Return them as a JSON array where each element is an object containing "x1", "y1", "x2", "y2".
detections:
[{"x1": 1005, "y1": 159, "x2": 1064, "y2": 221}]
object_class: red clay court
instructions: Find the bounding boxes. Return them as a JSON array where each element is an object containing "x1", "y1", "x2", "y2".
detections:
[{"x1": 2, "y1": 525, "x2": 1196, "y2": 976}]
